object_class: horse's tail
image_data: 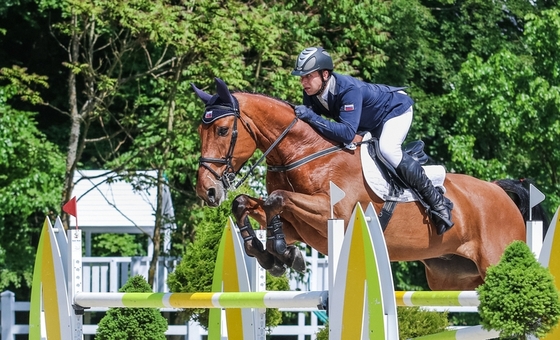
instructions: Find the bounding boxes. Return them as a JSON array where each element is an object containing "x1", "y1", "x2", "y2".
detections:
[{"x1": 494, "y1": 179, "x2": 550, "y2": 230}]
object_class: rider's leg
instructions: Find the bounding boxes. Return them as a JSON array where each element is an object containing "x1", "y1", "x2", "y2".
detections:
[
  {"x1": 379, "y1": 106, "x2": 454, "y2": 235},
  {"x1": 378, "y1": 106, "x2": 412, "y2": 168},
  {"x1": 396, "y1": 153, "x2": 454, "y2": 235}
]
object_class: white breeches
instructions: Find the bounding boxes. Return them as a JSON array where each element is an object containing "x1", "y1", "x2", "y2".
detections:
[{"x1": 378, "y1": 106, "x2": 413, "y2": 168}]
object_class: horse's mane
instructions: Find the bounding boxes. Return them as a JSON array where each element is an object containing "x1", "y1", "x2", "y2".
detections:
[
  {"x1": 233, "y1": 90, "x2": 296, "y2": 109},
  {"x1": 233, "y1": 90, "x2": 332, "y2": 146}
]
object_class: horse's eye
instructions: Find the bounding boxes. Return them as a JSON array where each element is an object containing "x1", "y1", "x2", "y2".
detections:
[{"x1": 217, "y1": 127, "x2": 229, "y2": 136}]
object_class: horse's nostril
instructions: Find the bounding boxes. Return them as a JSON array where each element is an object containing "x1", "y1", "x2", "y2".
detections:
[{"x1": 207, "y1": 188, "x2": 216, "y2": 202}]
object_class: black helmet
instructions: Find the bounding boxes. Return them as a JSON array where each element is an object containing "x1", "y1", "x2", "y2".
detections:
[{"x1": 291, "y1": 47, "x2": 334, "y2": 76}]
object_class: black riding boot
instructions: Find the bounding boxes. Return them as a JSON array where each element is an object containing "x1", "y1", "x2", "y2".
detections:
[{"x1": 396, "y1": 154, "x2": 454, "y2": 235}]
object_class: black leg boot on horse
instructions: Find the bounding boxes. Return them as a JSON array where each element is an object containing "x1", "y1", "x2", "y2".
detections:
[
  {"x1": 396, "y1": 154, "x2": 454, "y2": 235},
  {"x1": 267, "y1": 214, "x2": 306, "y2": 275}
]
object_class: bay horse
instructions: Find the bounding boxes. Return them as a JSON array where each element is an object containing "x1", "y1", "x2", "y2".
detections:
[{"x1": 192, "y1": 77, "x2": 534, "y2": 291}]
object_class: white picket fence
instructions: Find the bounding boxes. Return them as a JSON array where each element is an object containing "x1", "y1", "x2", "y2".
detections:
[{"x1": 1, "y1": 247, "x2": 328, "y2": 339}]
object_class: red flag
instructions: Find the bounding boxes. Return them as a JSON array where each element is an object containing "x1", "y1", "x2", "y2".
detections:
[{"x1": 63, "y1": 196, "x2": 77, "y2": 217}]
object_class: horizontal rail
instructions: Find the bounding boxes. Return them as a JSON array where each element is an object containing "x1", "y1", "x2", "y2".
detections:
[
  {"x1": 74, "y1": 291, "x2": 328, "y2": 309},
  {"x1": 75, "y1": 290, "x2": 479, "y2": 310},
  {"x1": 395, "y1": 291, "x2": 479, "y2": 307}
]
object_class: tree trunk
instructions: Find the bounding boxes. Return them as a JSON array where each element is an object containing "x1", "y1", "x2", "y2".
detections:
[
  {"x1": 148, "y1": 170, "x2": 165, "y2": 287},
  {"x1": 61, "y1": 13, "x2": 82, "y2": 230},
  {"x1": 148, "y1": 63, "x2": 179, "y2": 285}
]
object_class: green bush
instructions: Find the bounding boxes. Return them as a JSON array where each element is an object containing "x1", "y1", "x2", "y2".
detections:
[
  {"x1": 314, "y1": 306, "x2": 448, "y2": 339},
  {"x1": 477, "y1": 241, "x2": 560, "y2": 339},
  {"x1": 397, "y1": 306, "x2": 449, "y2": 339},
  {"x1": 95, "y1": 275, "x2": 168, "y2": 340}
]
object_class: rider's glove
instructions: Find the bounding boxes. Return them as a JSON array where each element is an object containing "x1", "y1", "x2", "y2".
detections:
[{"x1": 294, "y1": 105, "x2": 316, "y2": 122}]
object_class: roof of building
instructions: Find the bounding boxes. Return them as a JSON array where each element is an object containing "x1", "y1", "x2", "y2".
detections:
[{"x1": 71, "y1": 170, "x2": 175, "y2": 234}]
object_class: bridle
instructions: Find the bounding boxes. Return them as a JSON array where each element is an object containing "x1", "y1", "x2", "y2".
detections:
[
  {"x1": 198, "y1": 100, "x2": 243, "y2": 190},
  {"x1": 198, "y1": 98, "x2": 298, "y2": 191}
]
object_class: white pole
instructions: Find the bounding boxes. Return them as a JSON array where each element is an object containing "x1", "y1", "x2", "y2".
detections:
[
  {"x1": 254, "y1": 230, "x2": 267, "y2": 340},
  {"x1": 69, "y1": 229, "x2": 84, "y2": 340},
  {"x1": 527, "y1": 220, "x2": 543, "y2": 258},
  {"x1": 527, "y1": 184, "x2": 546, "y2": 258},
  {"x1": 328, "y1": 219, "x2": 345, "y2": 294}
]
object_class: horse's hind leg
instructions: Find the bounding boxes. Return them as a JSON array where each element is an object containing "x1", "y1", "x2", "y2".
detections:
[
  {"x1": 232, "y1": 195, "x2": 286, "y2": 276},
  {"x1": 423, "y1": 257, "x2": 484, "y2": 290}
]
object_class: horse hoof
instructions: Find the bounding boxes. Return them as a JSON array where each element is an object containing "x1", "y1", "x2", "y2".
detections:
[
  {"x1": 289, "y1": 247, "x2": 306, "y2": 273},
  {"x1": 268, "y1": 262, "x2": 286, "y2": 277},
  {"x1": 255, "y1": 256, "x2": 276, "y2": 270}
]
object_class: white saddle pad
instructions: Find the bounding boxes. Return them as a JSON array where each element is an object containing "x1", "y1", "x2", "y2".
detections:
[{"x1": 360, "y1": 133, "x2": 446, "y2": 202}]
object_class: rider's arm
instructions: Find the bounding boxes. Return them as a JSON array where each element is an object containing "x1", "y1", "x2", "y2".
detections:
[
  {"x1": 305, "y1": 88, "x2": 363, "y2": 144},
  {"x1": 305, "y1": 113, "x2": 356, "y2": 144}
]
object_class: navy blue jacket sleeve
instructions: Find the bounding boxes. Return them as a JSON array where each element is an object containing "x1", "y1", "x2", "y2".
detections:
[
  {"x1": 307, "y1": 113, "x2": 356, "y2": 144},
  {"x1": 305, "y1": 85, "x2": 362, "y2": 144}
]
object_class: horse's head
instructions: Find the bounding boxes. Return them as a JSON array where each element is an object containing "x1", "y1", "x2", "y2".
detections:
[{"x1": 192, "y1": 78, "x2": 258, "y2": 206}]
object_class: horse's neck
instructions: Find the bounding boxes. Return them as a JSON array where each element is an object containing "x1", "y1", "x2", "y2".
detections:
[{"x1": 239, "y1": 95, "x2": 327, "y2": 164}]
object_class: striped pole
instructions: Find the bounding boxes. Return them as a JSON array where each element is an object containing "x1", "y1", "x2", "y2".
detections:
[
  {"x1": 74, "y1": 291, "x2": 327, "y2": 309},
  {"x1": 413, "y1": 325, "x2": 500, "y2": 340},
  {"x1": 74, "y1": 290, "x2": 480, "y2": 309},
  {"x1": 395, "y1": 291, "x2": 479, "y2": 307}
]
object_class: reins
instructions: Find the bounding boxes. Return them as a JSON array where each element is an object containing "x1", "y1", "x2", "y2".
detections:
[
  {"x1": 199, "y1": 97, "x2": 369, "y2": 191},
  {"x1": 232, "y1": 117, "x2": 298, "y2": 189}
]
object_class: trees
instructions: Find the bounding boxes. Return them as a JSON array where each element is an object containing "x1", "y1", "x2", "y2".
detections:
[
  {"x1": 442, "y1": 8, "x2": 560, "y2": 211},
  {"x1": 0, "y1": 76, "x2": 64, "y2": 295}
]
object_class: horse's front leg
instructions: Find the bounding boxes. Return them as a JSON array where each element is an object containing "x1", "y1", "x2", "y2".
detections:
[
  {"x1": 231, "y1": 194, "x2": 287, "y2": 276},
  {"x1": 263, "y1": 190, "x2": 331, "y2": 274}
]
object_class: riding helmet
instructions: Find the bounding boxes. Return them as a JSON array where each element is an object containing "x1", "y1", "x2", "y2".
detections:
[{"x1": 291, "y1": 47, "x2": 334, "y2": 76}]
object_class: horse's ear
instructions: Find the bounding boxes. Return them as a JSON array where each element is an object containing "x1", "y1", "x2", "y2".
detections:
[
  {"x1": 191, "y1": 83, "x2": 212, "y2": 104},
  {"x1": 214, "y1": 77, "x2": 235, "y2": 105}
]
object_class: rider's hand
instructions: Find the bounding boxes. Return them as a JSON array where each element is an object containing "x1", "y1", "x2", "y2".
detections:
[
  {"x1": 294, "y1": 105, "x2": 316, "y2": 122},
  {"x1": 352, "y1": 135, "x2": 363, "y2": 143}
]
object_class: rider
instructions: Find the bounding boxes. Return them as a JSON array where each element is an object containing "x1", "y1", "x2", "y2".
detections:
[{"x1": 291, "y1": 46, "x2": 454, "y2": 235}]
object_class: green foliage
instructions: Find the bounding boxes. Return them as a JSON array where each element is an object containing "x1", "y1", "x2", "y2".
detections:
[
  {"x1": 314, "y1": 307, "x2": 448, "y2": 340},
  {"x1": 477, "y1": 241, "x2": 560, "y2": 339},
  {"x1": 91, "y1": 233, "x2": 147, "y2": 257},
  {"x1": 397, "y1": 306, "x2": 449, "y2": 339},
  {"x1": 440, "y1": 8, "x2": 560, "y2": 212},
  {"x1": 96, "y1": 275, "x2": 168, "y2": 340},
  {"x1": 0, "y1": 66, "x2": 48, "y2": 104},
  {"x1": 391, "y1": 261, "x2": 429, "y2": 291},
  {"x1": 315, "y1": 322, "x2": 329, "y2": 340},
  {"x1": 166, "y1": 197, "x2": 227, "y2": 326},
  {"x1": 0, "y1": 85, "x2": 64, "y2": 295}
]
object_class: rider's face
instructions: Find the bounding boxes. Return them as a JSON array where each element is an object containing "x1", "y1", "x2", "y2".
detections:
[{"x1": 299, "y1": 70, "x2": 328, "y2": 95}]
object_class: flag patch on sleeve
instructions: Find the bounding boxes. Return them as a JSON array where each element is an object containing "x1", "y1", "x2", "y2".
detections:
[{"x1": 343, "y1": 104, "x2": 355, "y2": 111}]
